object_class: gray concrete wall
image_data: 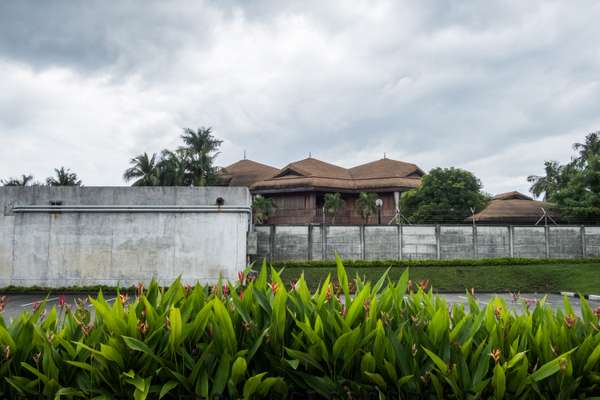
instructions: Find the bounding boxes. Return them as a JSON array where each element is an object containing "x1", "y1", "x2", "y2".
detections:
[
  {"x1": 548, "y1": 226, "x2": 582, "y2": 259},
  {"x1": 477, "y1": 226, "x2": 510, "y2": 258},
  {"x1": 440, "y1": 226, "x2": 474, "y2": 259},
  {"x1": 513, "y1": 227, "x2": 547, "y2": 258},
  {"x1": 255, "y1": 224, "x2": 600, "y2": 261},
  {"x1": 0, "y1": 187, "x2": 250, "y2": 287},
  {"x1": 401, "y1": 226, "x2": 437, "y2": 260},
  {"x1": 585, "y1": 227, "x2": 600, "y2": 257},
  {"x1": 364, "y1": 226, "x2": 399, "y2": 260}
]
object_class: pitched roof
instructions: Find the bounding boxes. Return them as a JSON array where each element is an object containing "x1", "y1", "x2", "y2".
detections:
[
  {"x1": 349, "y1": 158, "x2": 424, "y2": 179},
  {"x1": 251, "y1": 157, "x2": 422, "y2": 192},
  {"x1": 470, "y1": 191, "x2": 558, "y2": 223},
  {"x1": 272, "y1": 158, "x2": 352, "y2": 179},
  {"x1": 220, "y1": 159, "x2": 279, "y2": 187},
  {"x1": 493, "y1": 191, "x2": 533, "y2": 201}
]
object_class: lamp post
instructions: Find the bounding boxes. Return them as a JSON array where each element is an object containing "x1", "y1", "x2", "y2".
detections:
[{"x1": 375, "y1": 198, "x2": 383, "y2": 225}]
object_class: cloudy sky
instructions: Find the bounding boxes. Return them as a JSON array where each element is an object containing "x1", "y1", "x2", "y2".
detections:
[{"x1": 1, "y1": 1, "x2": 599, "y2": 195}]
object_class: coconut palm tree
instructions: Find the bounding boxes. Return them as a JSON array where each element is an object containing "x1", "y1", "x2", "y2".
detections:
[
  {"x1": 123, "y1": 152, "x2": 160, "y2": 186},
  {"x1": 323, "y1": 192, "x2": 345, "y2": 224},
  {"x1": 46, "y1": 167, "x2": 82, "y2": 186},
  {"x1": 527, "y1": 160, "x2": 562, "y2": 201},
  {"x1": 1, "y1": 174, "x2": 34, "y2": 186},
  {"x1": 573, "y1": 131, "x2": 600, "y2": 166},
  {"x1": 252, "y1": 195, "x2": 275, "y2": 224},
  {"x1": 355, "y1": 192, "x2": 378, "y2": 224},
  {"x1": 179, "y1": 127, "x2": 223, "y2": 186},
  {"x1": 157, "y1": 149, "x2": 187, "y2": 186}
]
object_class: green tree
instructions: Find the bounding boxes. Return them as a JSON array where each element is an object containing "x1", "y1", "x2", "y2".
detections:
[
  {"x1": 401, "y1": 167, "x2": 488, "y2": 223},
  {"x1": 179, "y1": 127, "x2": 223, "y2": 186},
  {"x1": 46, "y1": 167, "x2": 82, "y2": 186},
  {"x1": 573, "y1": 131, "x2": 600, "y2": 166},
  {"x1": 123, "y1": 152, "x2": 160, "y2": 186},
  {"x1": 530, "y1": 131, "x2": 600, "y2": 220},
  {"x1": 252, "y1": 195, "x2": 275, "y2": 224},
  {"x1": 323, "y1": 193, "x2": 345, "y2": 224},
  {"x1": 1, "y1": 174, "x2": 34, "y2": 186},
  {"x1": 527, "y1": 160, "x2": 563, "y2": 201},
  {"x1": 355, "y1": 192, "x2": 378, "y2": 224},
  {"x1": 156, "y1": 149, "x2": 187, "y2": 186}
]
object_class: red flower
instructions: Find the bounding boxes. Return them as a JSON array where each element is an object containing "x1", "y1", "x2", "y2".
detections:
[
  {"x1": 594, "y1": 307, "x2": 600, "y2": 318},
  {"x1": 58, "y1": 294, "x2": 66, "y2": 307},
  {"x1": 270, "y1": 282, "x2": 279, "y2": 295},
  {"x1": 239, "y1": 290, "x2": 245, "y2": 301},
  {"x1": 223, "y1": 284, "x2": 230, "y2": 296},
  {"x1": 325, "y1": 287, "x2": 332, "y2": 303},
  {"x1": 33, "y1": 302, "x2": 40, "y2": 312},
  {"x1": 238, "y1": 271, "x2": 246, "y2": 285},
  {"x1": 565, "y1": 314, "x2": 577, "y2": 328},
  {"x1": 290, "y1": 280, "x2": 297, "y2": 291}
]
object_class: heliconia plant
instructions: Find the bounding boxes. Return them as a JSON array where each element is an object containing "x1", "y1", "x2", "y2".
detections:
[{"x1": 0, "y1": 256, "x2": 599, "y2": 399}]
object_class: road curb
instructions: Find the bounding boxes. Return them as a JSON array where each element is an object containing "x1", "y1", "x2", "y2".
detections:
[{"x1": 560, "y1": 291, "x2": 600, "y2": 301}]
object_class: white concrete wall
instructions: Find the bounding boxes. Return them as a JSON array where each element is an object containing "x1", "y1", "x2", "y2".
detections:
[
  {"x1": 255, "y1": 224, "x2": 600, "y2": 261},
  {"x1": 0, "y1": 187, "x2": 250, "y2": 287}
]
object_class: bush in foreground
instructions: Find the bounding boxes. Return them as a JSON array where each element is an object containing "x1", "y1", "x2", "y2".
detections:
[{"x1": 0, "y1": 259, "x2": 599, "y2": 399}]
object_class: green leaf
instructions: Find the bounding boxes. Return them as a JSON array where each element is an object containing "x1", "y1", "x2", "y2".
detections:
[
  {"x1": 335, "y1": 254, "x2": 350, "y2": 305},
  {"x1": 530, "y1": 348, "x2": 577, "y2": 382},
  {"x1": 54, "y1": 387, "x2": 86, "y2": 399},
  {"x1": 492, "y1": 363, "x2": 506, "y2": 399},
  {"x1": 422, "y1": 346, "x2": 448, "y2": 374},
  {"x1": 364, "y1": 372, "x2": 387, "y2": 389},
  {"x1": 167, "y1": 306, "x2": 183, "y2": 352},
  {"x1": 159, "y1": 381, "x2": 178, "y2": 399},
  {"x1": 230, "y1": 357, "x2": 247, "y2": 386},
  {"x1": 121, "y1": 336, "x2": 163, "y2": 365},
  {"x1": 243, "y1": 373, "x2": 267, "y2": 399},
  {"x1": 584, "y1": 341, "x2": 600, "y2": 372}
]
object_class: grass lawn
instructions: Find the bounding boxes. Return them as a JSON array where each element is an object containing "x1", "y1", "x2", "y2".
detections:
[{"x1": 279, "y1": 263, "x2": 600, "y2": 293}]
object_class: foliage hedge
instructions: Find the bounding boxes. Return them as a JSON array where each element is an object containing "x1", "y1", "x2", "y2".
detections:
[
  {"x1": 269, "y1": 257, "x2": 600, "y2": 270},
  {"x1": 1, "y1": 259, "x2": 600, "y2": 398}
]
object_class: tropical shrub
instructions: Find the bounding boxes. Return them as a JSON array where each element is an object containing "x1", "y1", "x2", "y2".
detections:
[{"x1": 1, "y1": 259, "x2": 600, "y2": 398}]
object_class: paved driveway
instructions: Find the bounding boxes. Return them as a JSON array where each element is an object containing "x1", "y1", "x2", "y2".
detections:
[{"x1": 1, "y1": 292, "x2": 598, "y2": 322}]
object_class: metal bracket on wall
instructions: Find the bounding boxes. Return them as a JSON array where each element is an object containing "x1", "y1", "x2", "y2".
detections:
[{"x1": 11, "y1": 205, "x2": 252, "y2": 214}]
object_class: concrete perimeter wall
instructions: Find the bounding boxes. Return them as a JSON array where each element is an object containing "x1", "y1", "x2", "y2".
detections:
[
  {"x1": 0, "y1": 187, "x2": 250, "y2": 287},
  {"x1": 255, "y1": 224, "x2": 599, "y2": 261}
]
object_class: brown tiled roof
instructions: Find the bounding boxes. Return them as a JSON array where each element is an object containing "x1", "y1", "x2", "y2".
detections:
[
  {"x1": 493, "y1": 191, "x2": 533, "y2": 201},
  {"x1": 220, "y1": 159, "x2": 279, "y2": 187},
  {"x1": 349, "y1": 158, "x2": 425, "y2": 179},
  {"x1": 470, "y1": 191, "x2": 558, "y2": 223},
  {"x1": 272, "y1": 158, "x2": 352, "y2": 179},
  {"x1": 251, "y1": 157, "x2": 422, "y2": 192}
]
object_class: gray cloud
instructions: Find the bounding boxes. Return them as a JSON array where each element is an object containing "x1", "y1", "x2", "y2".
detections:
[{"x1": 1, "y1": 0, "x2": 599, "y2": 194}]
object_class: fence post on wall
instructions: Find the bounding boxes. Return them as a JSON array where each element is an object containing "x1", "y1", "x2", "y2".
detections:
[
  {"x1": 435, "y1": 225, "x2": 441, "y2": 260},
  {"x1": 508, "y1": 225, "x2": 514, "y2": 258},
  {"x1": 397, "y1": 224, "x2": 402, "y2": 260},
  {"x1": 322, "y1": 225, "x2": 327, "y2": 260},
  {"x1": 307, "y1": 224, "x2": 313, "y2": 261},
  {"x1": 581, "y1": 225, "x2": 587, "y2": 258},
  {"x1": 269, "y1": 225, "x2": 276, "y2": 262},
  {"x1": 544, "y1": 225, "x2": 550, "y2": 259},
  {"x1": 360, "y1": 225, "x2": 366, "y2": 260},
  {"x1": 473, "y1": 225, "x2": 478, "y2": 259}
]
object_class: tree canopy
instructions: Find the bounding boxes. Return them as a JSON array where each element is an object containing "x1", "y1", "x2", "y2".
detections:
[
  {"x1": 46, "y1": 167, "x2": 82, "y2": 186},
  {"x1": 400, "y1": 167, "x2": 489, "y2": 223},
  {"x1": 1, "y1": 174, "x2": 35, "y2": 186},
  {"x1": 528, "y1": 131, "x2": 600, "y2": 220},
  {"x1": 123, "y1": 127, "x2": 223, "y2": 186}
]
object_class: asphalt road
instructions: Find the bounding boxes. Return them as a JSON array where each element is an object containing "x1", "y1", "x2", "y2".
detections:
[{"x1": 1, "y1": 292, "x2": 598, "y2": 322}]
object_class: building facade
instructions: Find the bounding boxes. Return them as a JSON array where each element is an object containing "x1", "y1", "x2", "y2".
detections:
[{"x1": 221, "y1": 157, "x2": 424, "y2": 224}]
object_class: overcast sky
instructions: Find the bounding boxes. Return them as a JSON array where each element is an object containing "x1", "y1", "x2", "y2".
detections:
[{"x1": 1, "y1": 1, "x2": 599, "y2": 195}]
